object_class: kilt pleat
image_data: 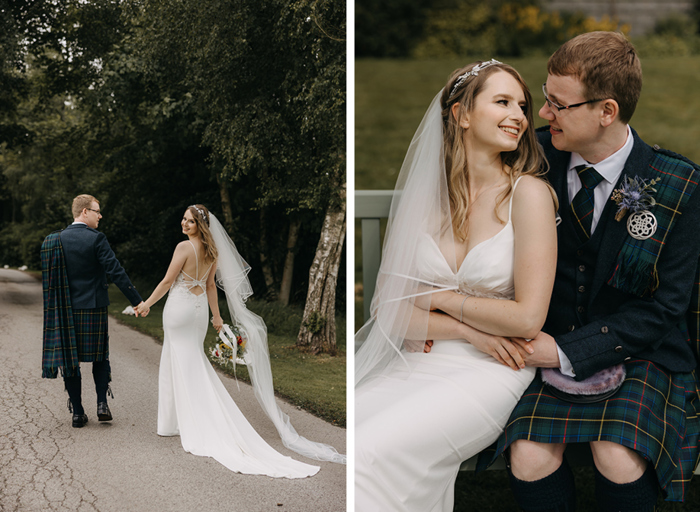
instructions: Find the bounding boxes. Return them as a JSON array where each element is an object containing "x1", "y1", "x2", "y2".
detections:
[
  {"x1": 476, "y1": 359, "x2": 700, "y2": 502},
  {"x1": 73, "y1": 308, "x2": 109, "y2": 362}
]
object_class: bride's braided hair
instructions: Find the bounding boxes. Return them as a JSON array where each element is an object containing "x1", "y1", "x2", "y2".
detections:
[{"x1": 187, "y1": 204, "x2": 218, "y2": 263}]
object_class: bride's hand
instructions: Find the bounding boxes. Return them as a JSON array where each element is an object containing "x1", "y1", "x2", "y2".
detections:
[
  {"x1": 212, "y1": 315, "x2": 224, "y2": 333},
  {"x1": 468, "y1": 330, "x2": 526, "y2": 371}
]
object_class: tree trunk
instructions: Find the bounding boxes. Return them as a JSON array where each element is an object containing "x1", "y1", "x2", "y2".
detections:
[
  {"x1": 215, "y1": 172, "x2": 235, "y2": 233},
  {"x1": 297, "y1": 185, "x2": 346, "y2": 355},
  {"x1": 279, "y1": 218, "x2": 301, "y2": 306},
  {"x1": 258, "y1": 207, "x2": 278, "y2": 301}
]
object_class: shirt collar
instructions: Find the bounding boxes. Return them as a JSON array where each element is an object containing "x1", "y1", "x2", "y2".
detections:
[
  {"x1": 72, "y1": 221, "x2": 87, "y2": 226},
  {"x1": 569, "y1": 125, "x2": 634, "y2": 185}
]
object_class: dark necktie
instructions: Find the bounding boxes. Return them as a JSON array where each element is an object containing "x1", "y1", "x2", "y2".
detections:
[{"x1": 570, "y1": 165, "x2": 604, "y2": 240}]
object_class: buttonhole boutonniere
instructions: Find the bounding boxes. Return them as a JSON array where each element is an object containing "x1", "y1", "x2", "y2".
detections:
[{"x1": 610, "y1": 175, "x2": 660, "y2": 222}]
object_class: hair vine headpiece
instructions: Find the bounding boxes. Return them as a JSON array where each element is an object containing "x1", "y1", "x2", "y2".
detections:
[
  {"x1": 189, "y1": 204, "x2": 208, "y2": 224},
  {"x1": 449, "y1": 59, "x2": 502, "y2": 99}
]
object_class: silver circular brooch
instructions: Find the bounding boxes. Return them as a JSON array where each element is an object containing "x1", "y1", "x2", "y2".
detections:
[{"x1": 627, "y1": 210, "x2": 657, "y2": 240}]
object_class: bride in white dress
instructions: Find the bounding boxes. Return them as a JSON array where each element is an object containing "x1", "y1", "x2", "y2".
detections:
[
  {"x1": 137, "y1": 204, "x2": 345, "y2": 478},
  {"x1": 355, "y1": 61, "x2": 558, "y2": 510}
]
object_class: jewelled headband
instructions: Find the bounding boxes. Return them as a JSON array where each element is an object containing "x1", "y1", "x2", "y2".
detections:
[
  {"x1": 449, "y1": 59, "x2": 502, "y2": 99},
  {"x1": 189, "y1": 205, "x2": 208, "y2": 224}
]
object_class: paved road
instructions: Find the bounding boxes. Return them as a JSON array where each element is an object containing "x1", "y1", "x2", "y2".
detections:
[{"x1": 0, "y1": 269, "x2": 346, "y2": 511}]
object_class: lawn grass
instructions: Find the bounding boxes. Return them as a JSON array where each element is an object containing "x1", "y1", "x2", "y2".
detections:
[{"x1": 107, "y1": 286, "x2": 346, "y2": 427}]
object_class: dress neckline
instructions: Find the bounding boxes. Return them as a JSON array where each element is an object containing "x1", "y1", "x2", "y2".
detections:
[{"x1": 441, "y1": 176, "x2": 522, "y2": 274}]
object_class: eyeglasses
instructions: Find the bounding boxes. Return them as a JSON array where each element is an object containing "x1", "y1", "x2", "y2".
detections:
[
  {"x1": 542, "y1": 83, "x2": 604, "y2": 112},
  {"x1": 86, "y1": 208, "x2": 101, "y2": 215}
]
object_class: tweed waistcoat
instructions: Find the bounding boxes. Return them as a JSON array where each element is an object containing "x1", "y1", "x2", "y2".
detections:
[{"x1": 545, "y1": 187, "x2": 608, "y2": 338}]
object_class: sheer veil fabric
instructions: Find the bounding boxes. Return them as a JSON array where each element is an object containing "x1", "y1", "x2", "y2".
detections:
[
  {"x1": 356, "y1": 93, "x2": 461, "y2": 386},
  {"x1": 208, "y1": 213, "x2": 346, "y2": 464}
]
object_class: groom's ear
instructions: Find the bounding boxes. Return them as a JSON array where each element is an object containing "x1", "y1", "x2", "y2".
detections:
[
  {"x1": 451, "y1": 102, "x2": 469, "y2": 129},
  {"x1": 599, "y1": 99, "x2": 620, "y2": 127}
]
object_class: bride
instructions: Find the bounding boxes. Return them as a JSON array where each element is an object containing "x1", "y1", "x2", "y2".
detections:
[
  {"x1": 355, "y1": 60, "x2": 558, "y2": 509},
  {"x1": 136, "y1": 204, "x2": 345, "y2": 478}
]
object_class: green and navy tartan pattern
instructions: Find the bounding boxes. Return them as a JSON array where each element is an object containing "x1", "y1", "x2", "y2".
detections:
[
  {"x1": 476, "y1": 360, "x2": 700, "y2": 502},
  {"x1": 41, "y1": 232, "x2": 79, "y2": 379},
  {"x1": 570, "y1": 165, "x2": 604, "y2": 240},
  {"x1": 608, "y1": 153, "x2": 699, "y2": 297},
  {"x1": 73, "y1": 307, "x2": 109, "y2": 362}
]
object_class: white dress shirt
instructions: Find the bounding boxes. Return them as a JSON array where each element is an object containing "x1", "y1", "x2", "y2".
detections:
[{"x1": 556, "y1": 126, "x2": 634, "y2": 376}]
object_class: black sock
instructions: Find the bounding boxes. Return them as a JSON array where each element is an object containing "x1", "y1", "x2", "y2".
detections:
[
  {"x1": 509, "y1": 458, "x2": 576, "y2": 512},
  {"x1": 64, "y1": 375, "x2": 84, "y2": 415},
  {"x1": 594, "y1": 463, "x2": 658, "y2": 512},
  {"x1": 92, "y1": 360, "x2": 112, "y2": 403}
]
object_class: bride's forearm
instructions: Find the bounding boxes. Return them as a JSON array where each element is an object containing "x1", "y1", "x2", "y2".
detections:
[
  {"x1": 206, "y1": 285, "x2": 221, "y2": 319},
  {"x1": 143, "y1": 280, "x2": 172, "y2": 309},
  {"x1": 403, "y1": 305, "x2": 471, "y2": 341},
  {"x1": 434, "y1": 291, "x2": 545, "y2": 339}
]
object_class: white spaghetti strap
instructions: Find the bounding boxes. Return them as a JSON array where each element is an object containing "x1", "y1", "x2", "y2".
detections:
[
  {"x1": 187, "y1": 240, "x2": 199, "y2": 279},
  {"x1": 508, "y1": 176, "x2": 524, "y2": 222}
]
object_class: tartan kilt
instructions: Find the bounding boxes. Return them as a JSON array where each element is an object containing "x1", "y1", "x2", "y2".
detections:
[
  {"x1": 476, "y1": 359, "x2": 700, "y2": 502},
  {"x1": 73, "y1": 308, "x2": 109, "y2": 362}
]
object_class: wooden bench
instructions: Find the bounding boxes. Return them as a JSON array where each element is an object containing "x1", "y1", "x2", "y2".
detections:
[{"x1": 355, "y1": 189, "x2": 700, "y2": 475}]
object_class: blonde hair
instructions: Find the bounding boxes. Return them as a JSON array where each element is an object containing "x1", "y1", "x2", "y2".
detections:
[
  {"x1": 548, "y1": 31, "x2": 641, "y2": 124},
  {"x1": 187, "y1": 204, "x2": 218, "y2": 263},
  {"x1": 441, "y1": 61, "x2": 554, "y2": 241},
  {"x1": 72, "y1": 194, "x2": 99, "y2": 218}
]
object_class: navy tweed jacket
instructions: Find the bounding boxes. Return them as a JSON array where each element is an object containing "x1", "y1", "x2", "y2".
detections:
[
  {"x1": 539, "y1": 127, "x2": 700, "y2": 380},
  {"x1": 60, "y1": 223, "x2": 142, "y2": 310}
]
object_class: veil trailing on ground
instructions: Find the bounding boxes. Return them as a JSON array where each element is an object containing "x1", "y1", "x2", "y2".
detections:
[
  {"x1": 208, "y1": 213, "x2": 346, "y2": 464},
  {"x1": 355, "y1": 92, "x2": 461, "y2": 387}
]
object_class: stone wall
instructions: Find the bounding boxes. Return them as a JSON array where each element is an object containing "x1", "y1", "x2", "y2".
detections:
[{"x1": 543, "y1": 1, "x2": 694, "y2": 36}]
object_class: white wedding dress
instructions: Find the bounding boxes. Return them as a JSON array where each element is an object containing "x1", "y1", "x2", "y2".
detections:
[
  {"x1": 157, "y1": 241, "x2": 319, "y2": 478},
  {"x1": 355, "y1": 178, "x2": 536, "y2": 510}
]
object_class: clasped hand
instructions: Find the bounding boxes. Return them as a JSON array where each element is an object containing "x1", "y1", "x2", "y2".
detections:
[{"x1": 134, "y1": 302, "x2": 150, "y2": 317}]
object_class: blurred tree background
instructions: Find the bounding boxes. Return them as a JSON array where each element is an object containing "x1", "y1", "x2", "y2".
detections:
[{"x1": 0, "y1": 0, "x2": 345, "y2": 353}]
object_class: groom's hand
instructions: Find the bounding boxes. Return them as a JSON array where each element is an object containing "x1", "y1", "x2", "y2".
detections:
[
  {"x1": 135, "y1": 302, "x2": 150, "y2": 317},
  {"x1": 511, "y1": 331, "x2": 560, "y2": 368}
]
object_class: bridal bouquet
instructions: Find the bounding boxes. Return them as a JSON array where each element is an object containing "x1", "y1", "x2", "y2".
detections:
[{"x1": 209, "y1": 324, "x2": 247, "y2": 366}]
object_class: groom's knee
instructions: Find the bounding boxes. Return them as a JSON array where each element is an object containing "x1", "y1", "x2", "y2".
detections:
[
  {"x1": 590, "y1": 440, "x2": 647, "y2": 484},
  {"x1": 509, "y1": 440, "x2": 566, "y2": 481}
]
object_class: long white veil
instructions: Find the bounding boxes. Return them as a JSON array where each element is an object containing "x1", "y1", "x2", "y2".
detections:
[
  {"x1": 355, "y1": 92, "x2": 460, "y2": 386},
  {"x1": 208, "y1": 213, "x2": 346, "y2": 464}
]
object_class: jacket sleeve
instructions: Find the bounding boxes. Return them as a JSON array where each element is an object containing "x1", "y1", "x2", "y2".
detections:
[
  {"x1": 555, "y1": 183, "x2": 700, "y2": 380},
  {"x1": 94, "y1": 232, "x2": 143, "y2": 306}
]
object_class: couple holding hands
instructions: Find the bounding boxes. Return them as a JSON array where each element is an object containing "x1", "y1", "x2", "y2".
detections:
[{"x1": 41, "y1": 196, "x2": 345, "y2": 479}]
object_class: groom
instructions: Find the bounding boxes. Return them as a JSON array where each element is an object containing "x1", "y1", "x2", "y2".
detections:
[
  {"x1": 477, "y1": 32, "x2": 700, "y2": 511},
  {"x1": 41, "y1": 194, "x2": 147, "y2": 428}
]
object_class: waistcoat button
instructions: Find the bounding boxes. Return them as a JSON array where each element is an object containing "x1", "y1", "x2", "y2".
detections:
[
  {"x1": 614, "y1": 345, "x2": 622, "y2": 353},
  {"x1": 601, "y1": 326, "x2": 609, "y2": 334},
  {"x1": 577, "y1": 306, "x2": 585, "y2": 313},
  {"x1": 568, "y1": 325, "x2": 575, "y2": 332},
  {"x1": 578, "y1": 265, "x2": 586, "y2": 272},
  {"x1": 578, "y1": 286, "x2": 585, "y2": 293}
]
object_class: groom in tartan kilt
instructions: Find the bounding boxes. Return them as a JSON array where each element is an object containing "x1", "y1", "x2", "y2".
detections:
[
  {"x1": 41, "y1": 194, "x2": 146, "y2": 428},
  {"x1": 476, "y1": 33, "x2": 700, "y2": 511}
]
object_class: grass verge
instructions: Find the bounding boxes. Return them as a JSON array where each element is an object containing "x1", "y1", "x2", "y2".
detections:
[{"x1": 107, "y1": 286, "x2": 346, "y2": 427}]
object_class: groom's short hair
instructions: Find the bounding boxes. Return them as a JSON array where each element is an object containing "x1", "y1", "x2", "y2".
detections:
[
  {"x1": 72, "y1": 194, "x2": 99, "y2": 218},
  {"x1": 547, "y1": 31, "x2": 642, "y2": 124}
]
